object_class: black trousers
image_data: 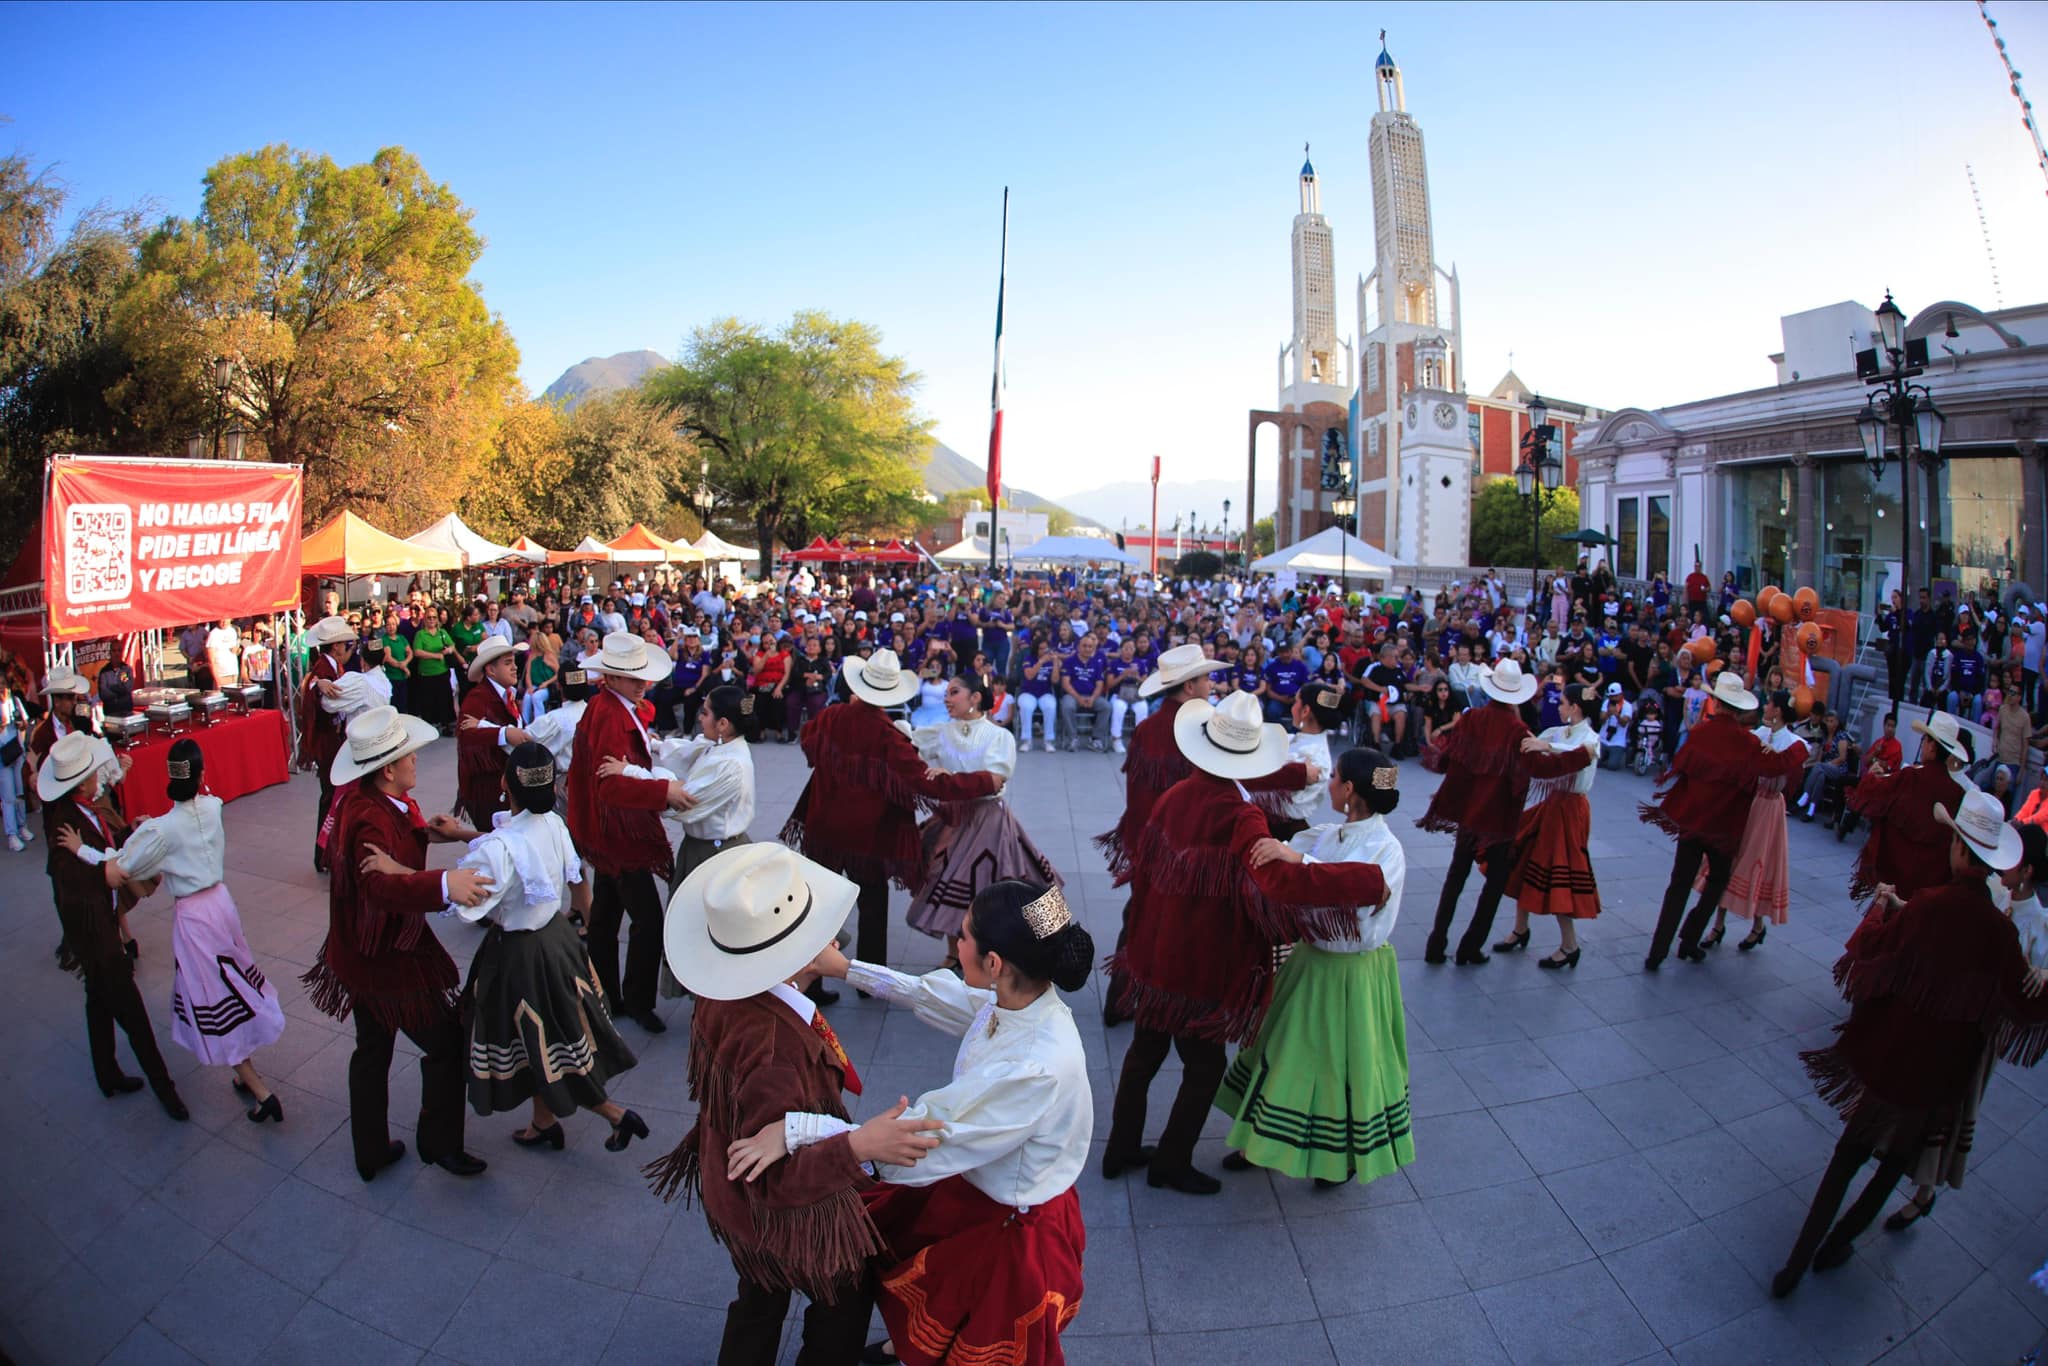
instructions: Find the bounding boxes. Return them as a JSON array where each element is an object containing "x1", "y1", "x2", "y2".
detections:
[
  {"x1": 348, "y1": 1003, "x2": 466, "y2": 1169},
  {"x1": 853, "y1": 873, "x2": 891, "y2": 968},
  {"x1": 1107, "y1": 1027, "x2": 1227, "y2": 1174},
  {"x1": 719, "y1": 1271, "x2": 873, "y2": 1366},
  {"x1": 1428, "y1": 831, "x2": 1515, "y2": 959},
  {"x1": 83, "y1": 967, "x2": 171, "y2": 1092},
  {"x1": 588, "y1": 868, "x2": 666, "y2": 1017},
  {"x1": 1780, "y1": 1127, "x2": 1924, "y2": 1276},
  {"x1": 1649, "y1": 836, "x2": 1734, "y2": 964}
]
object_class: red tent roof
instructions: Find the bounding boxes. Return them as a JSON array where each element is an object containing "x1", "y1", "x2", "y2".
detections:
[{"x1": 784, "y1": 536, "x2": 851, "y2": 563}]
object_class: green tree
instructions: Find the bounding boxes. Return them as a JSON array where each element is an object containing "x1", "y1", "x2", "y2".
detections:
[
  {"x1": 645, "y1": 311, "x2": 930, "y2": 578},
  {"x1": 111, "y1": 145, "x2": 520, "y2": 530},
  {"x1": 1468, "y1": 476, "x2": 1580, "y2": 569},
  {"x1": 457, "y1": 394, "x2": 564, "y2": 544},
  {"x1": 528, "y1": 390, "x2": 692, "y2": 550},
  {"x1": 1252, "y1": 515, "x2": 1276, "y2": 558}
]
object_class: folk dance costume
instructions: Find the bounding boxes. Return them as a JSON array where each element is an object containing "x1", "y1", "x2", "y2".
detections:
[
  {"x1": 1639, "y1": 673, "x2": 1767, "y2": 969},
  {"x1": 905, "y1": 714, "x2": 1059, "y2": 942},
  {"x1": 658, "y1": 726, "x2": 758, "y2": 893},
  {"x1": 1416, "y1": 661, "x2": 1539, "y2": 966},
  {"x1": 1106, "y1": 692, "x2": 1382, "y2": 1194},
  {"x1": 1773, "y1": 793, "x2": 2048, "y2": 1296},
  {"x1": 1699, "y1": 720, "x2": 1808, "y2": 933},
  {"x1": 1503, "y1": 716, "x2": 1603, "y2": 926},
  {"x1": 312, "y1": 669, "x2": 393, "y2": 857},
  {"x1": 455, "y1": 639, "x2": 526, "y2": 830},
  {"x1": 1846, "y1": 712, "x2": 1971, "y2": 902},
  {"x1": 299, "y1": 616, "x2": 358, "y2": 870},
  {"x1": 650, "y1": 844, "x2": 882, "y2": 1365},
  {"x1": 782, "y1": 652, "x2": 998, "y2": 966},
  {"x1": 1217, "y1": 763, "x2": 1414, "y2": 1189},
  {"x1": 1259, "y1": 725, "x2": 1334, "y2": 844}
]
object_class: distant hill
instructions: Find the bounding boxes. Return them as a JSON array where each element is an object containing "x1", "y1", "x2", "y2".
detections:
[
  {"x1": 542, "y1": 350, "x2": 669, "y2": 410},
  {"x1": 1056, "y1": 475, "x2": 1275, "y2": 536},
  {"x1": 922, "y1": 441, "x2": 1098, "y2": 527}
]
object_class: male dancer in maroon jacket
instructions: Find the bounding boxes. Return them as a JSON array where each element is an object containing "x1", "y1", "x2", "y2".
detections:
[
  {"x1": 1639, "y1": 671, "x2": 1768, "y2": 970},
  {"x1": 300, "y1": 615, "x2": 357, "y2": 872},
  {"x1": 455, "y1": 637, "x2": 531, "y2": 829},
  {"x1": 1417, "y1": 660, "x2": 1538, "y2": 966}
]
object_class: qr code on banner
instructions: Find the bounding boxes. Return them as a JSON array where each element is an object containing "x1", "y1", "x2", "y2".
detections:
[{"x1": 64, "y1": 503, "x2": 133, "y2": 604}]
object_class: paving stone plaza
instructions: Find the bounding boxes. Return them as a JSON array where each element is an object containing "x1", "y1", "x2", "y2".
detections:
[{"x1": 2, "y1": 735, "x2": 2045, "y2": 1365}]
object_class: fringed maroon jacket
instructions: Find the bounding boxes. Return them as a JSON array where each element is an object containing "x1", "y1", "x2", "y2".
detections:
[
  {"x1": 303, "y1": 785, "x2": 457, "y2": 1033},
  {"x1": 1846, "y1": 762, "x2": 1966, "y2": 902},
  {"x1": 1112, "y1": 771, "x2": 1383, "y2": 1044},
  {"x1": 781, "y1": 699, "x2": 998, "y2": 888},
  {"x1": 1417, "y1": 702, "x2": 1532, "y2": 848},
  {"x1": 1095, "y1": 701, "x2": 1307, "y2": 882},
  {"x1": 299, "y1": 652, "x2": 344, "y2": 770},
  {"x1": 456, "y1": 678, "x2": 518, "y2": 825},
  {"x1": 1636, "y1": 710, "x2": 1763, "y2": 855},
  {"x1": 566, "y1": 686, "x2": 675, "y2": 880}
]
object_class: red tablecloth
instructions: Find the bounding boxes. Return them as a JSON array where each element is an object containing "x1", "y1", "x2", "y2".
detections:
[{"x1": 116, "y1": 708, "x2": 291, "y2": 823}]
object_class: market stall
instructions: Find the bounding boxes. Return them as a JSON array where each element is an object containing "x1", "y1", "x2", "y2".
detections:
[{"x1": 115, "y1": 708, "x2": 291, "y2": 823}]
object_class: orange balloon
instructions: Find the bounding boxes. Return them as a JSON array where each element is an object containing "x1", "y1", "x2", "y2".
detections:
[
  {"x1": 1730, "y1": 599, "x2": 1757, "y2": 629},
  {"x1": 1703, "y1": 659, "x2": 1724, "y2": 678},
  {"x1": 1757, "y1": 585, "x2": 1781, "y2": 611},
  {"x1": 1790, "y1": 684, "x2": 1815, "y2": 719},
  {"x1": 1795, "y1": 621, "x2": 1823, "y2": 655},
  {"x1": 1768, "y1": 593, "x2": 1796, "y2": 625},
  {"x1": 1792, "y1": 586, "x2": 1819, "y2": 621},
  {"x1": 1687, "y1": 637, "x2": 1717, "y2": 663}
]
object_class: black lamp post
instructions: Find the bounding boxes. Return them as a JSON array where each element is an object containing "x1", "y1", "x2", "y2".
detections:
[
  {"x1": 1222, "y1": 498, "x2": 1232, "y2": 563},
  {"x1": 207, "y1": 356, "x2": 234, "y2": 460},
  {"x1": 1515, "y1": 394, "x2": 1563, "y2": 604},
  {"x1": 1332, "y1": 491, "x2": 1357, "y2": 588},
  {"x1": 1854, "y1": 291, "x2": 1946, "y2": 640}
]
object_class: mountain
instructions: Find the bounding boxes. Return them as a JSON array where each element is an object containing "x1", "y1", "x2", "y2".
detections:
[
  {"x1": 1054, "y1": 476, "x2": 1276, "y2": 536},
  {"x1": 542, "y1": 349, "x2": 669, "y2": 410},
  {"x1": 922, "y1": 441, "x2": 1098, "y2": 527}
]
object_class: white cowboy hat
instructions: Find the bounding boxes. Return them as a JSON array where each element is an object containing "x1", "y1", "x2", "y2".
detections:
[
  {"x1": 1934, "y1": 790, "x2": 2022, "y2": 871},
  {"x1": 39, "y1": 667, "x2": 89, "y2": 697},
  {"x1": 592, "y1": 630, "x2": 672, "y2": 683},
  {"x1": 1173, "y1": 689, "x2": 1289, "y2": 780},
  {"x1": 466, "y1": 636, "x2": 529, "y2": 681},
  {"x1": 306, "y1": 615, "x2": 358, "y2": 647},
  {"x1": 1709, "y1": 671, "x2": 1758, "y2": 713},
  {"x1": 37, "y1": 732, "x2": 112, "y2": 802},
  {"x1": 664, "y1": 843, "x2": 857, "y2": 1000},
  {"x1": 1138, "y1": 643, "x2": 1218, "y2": 698},
  {"x1": 330, "y1": 704, "x2": 440, "y2": 785},
  {"x1": 1479, "y1": 658, "x2": 1538, "y2": 706},
  {"x1": 1910, "y1": 709, "x2": 1970, "y2": 764},
  {"x1": 841, "y1": 648, "x2": 922, "y2": 707}
]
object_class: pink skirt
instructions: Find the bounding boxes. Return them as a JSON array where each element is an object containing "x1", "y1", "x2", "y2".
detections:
[
  {"x1": 170, "y1": 884, "x2": 287, "y2": 1066},
  {"x1": 1697, "y1": 791, "x2": 1791, "y2": 923}
]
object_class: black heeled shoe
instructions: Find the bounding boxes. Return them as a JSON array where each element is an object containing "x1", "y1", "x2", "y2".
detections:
[
  {"x1": 604, "y1": 1110, "x2": 649, "y2": 1153},
  {"x1": 100, "y1": 1073, "x2": 145, "y2": 1098},
  {"x1": 246, "y1": 1094, "x2": 283, "y2": 1124},
  {"x1": 1537, "y1": 948, "x2": 1581, "y2": 970},
  {"x1": 1884, "y1": 1190, "x2": 1938, "y2": 1231},
  {"x1": 1146, "y1": 1164, "x2": 1222, "y2": 1195},
  {"x1": 1313, "y1": 1177, "x2": 1346, "y2": 1191},
  {"x1": 1699, "y1": 925, "x2": 1726, "y2": 950},
  {"x1": 513, "y1": 1121, "x2": 566, "y2": 1150},
  {"x1": 1220, "y1": 1150, "x2": 1253, "y2": 1172},
  {"x1": 1491, "y1": 928, "x2": 1531, "y2": 953},
  {"x1": 1812, "y1": 1236, "x2": 1853, "y2": 1272},
  {"x1": 359, "y1": 1138, "x2": 406, "y2": 1183},
  {"x1": 1738, "y1": 922, "x2": 1768, "y2": 952},
  {"x1": 1100, "y1": 1145, "x2": 1156, "y2": 1179},
  {"x1": 1454, "y1": 947, "x2": 1490, "y2": 967}
]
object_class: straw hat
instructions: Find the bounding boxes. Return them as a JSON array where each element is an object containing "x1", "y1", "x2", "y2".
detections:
[
  {"x1": 1709, "y1": 671, "x2": 1758, "y2": 713},
  {"x1": 306, "y1": 615, "x2": 358, "y2": 647},
  {"x1": 1173, "y1": 689, "x2": 1289, "y2": 780},
  {"x1": 330, "y1": 704, "x2": 440, "y2": 785},
  {"x1": 664, "y1": 843, "x2": 857, "y2": 1000},
  {"x1": 39, "y1": 667, "x2": 89, "y2": 697},
  {"x1": 840, "y1": 648, "x2": 922, "y2": 707},
  {"x1": 592, "y1": 630, "x2": 672, "y2": 683},
  {"x1": 1138, "y1": 643, "x2": 1218, "y2": 698},
  {"x1": 1910, "y1": 709, "x2": 1970, "y2": 764},
  {"x1": 37, "y1": 732, "x2": 112, "y2": 802},
  {"x1": 467, "y1": 636, "x2": 529, "y2": 681},
  {"x1": 1934, "y1": 790, "x2": 2021, "y2": 871},
  {"x1": 1479, "y1": 658, "x2": 1538, "y2": 706}
]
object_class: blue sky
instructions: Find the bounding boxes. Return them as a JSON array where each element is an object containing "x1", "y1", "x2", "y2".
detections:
[{"x1": 11, "y1": 1, "x2": 2048, "y2": 505}]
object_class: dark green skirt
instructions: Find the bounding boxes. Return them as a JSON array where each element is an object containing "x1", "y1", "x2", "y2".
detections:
[{"x1": 465, "y1": 915, "x2": 637, "y2": 1116}]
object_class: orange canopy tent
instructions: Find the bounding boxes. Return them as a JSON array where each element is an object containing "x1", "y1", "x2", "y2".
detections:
[
  {"x1": 606, "y1": 523, "x2": 703, "y2": 563},
  {"x1": 505, "y1": 536, "x2": 552, "y2": 565},
  {"x1": 301, "y1": 511, "x2": 462, "y2": 577},
  {"x1": 548, "y1": 536, "x2": 615, "y2": 566}
]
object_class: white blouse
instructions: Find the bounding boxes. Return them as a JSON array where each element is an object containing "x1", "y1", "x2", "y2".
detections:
[
  {"x1": 115, "y1": 796, "x2": 227, "y2": 898},
  {"x1": 652, "y1": 734, "x2": 756, "y2": 841},
  {"x1": 1280, "y1": 729, "x2": 1333, "y2": 822},
  {"x1": 913, "y1": 715, "x2": 1018, "y2": 782},
  {"x1": 794, "y1": 963, "x2": 1092, "y2": 1212},
  {"x1": 321, "y1": 669, "x2": 393, "y2": 723},
  {"x1": 1753, "y1": 722, "x2": 1807, "y2": 796},
  {"x1": 1527, "y1": 719, "x2": 1600, "y2": 802},
  {"x1": 2011, "y1": 892, "x2": 2048, "y2": 970},
  {"x1": 521, "y1": 700, "x2": 587, "y2": 771},
  {"x1": 1291, "y1": 814, "x2": 1406, "y2": 953},
  {"x1": 449, "y1": 809, "x2": 582, "y2": 933}
]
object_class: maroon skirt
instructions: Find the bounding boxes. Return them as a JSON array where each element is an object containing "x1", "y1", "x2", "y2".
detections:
[
  {"x1": 865, "y1": 1176, "x2": 1084, "y2": 1366},
  {"x1": 1504, "y1": 793, "x2": 1600, "y2": 920}
]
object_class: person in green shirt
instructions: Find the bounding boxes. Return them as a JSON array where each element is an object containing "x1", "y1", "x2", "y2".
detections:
[
  {"x1": 449, "y1": 603, "x2": 486, "y2": 697},
  {"x1": 379, "y1": 610, "x2": 413, "y2": 715},
  {"x1": 412, "y1": 607, "x2": 456, "y2": 729}
]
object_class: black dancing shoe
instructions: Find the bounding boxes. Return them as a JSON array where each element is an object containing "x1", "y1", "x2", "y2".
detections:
[
  {"x1": 631, "y1": 1011, "x2": 668, "y2": 1035},
  {"x1": 421, "y1": 1149, "x2": 488, "y2": 1177},
  {"x1": 1738, "y1": 922, "x2": 1768, "y2": 952},
  {"x1": 512, "y1": 1122, "x2": 566, "y2": 1150},
  {"x1": 1642, "y1": 954, "x2": 1663, "y2": 973},
  {"x1": 1423, "y1": 938, "x2": 1449, "y2": 966},
  {"x1": 246, "y1": 1094, "x2": 284, "y2": 1124},
  {"x1": 1674, "y1": 944, "x2": 1708, "y2": 964},
  {"x1": 1769, "y1": 1264, "x2": 1803, "y2": 1299},
  {"x1": 1537, "y1": 948, "x2": 1581, "y2": 970},
  {"x1": 1220, "y1": 1150, "x2": 1254, "y2": 1172},
  {"x1": 1313, "y1": 1177, "x2": 1346, "y2": 1191},
  {"x1": 1454, "y1": 947, "x2": 1490, "y2": 967},
  {"x1": 1100, "y1": 1145, "x2": 1156, "y2": 1179},
  {"x1": 1146, "y1": 1164, "x2": 1222, "y2": 1196},
  {"x1": 1812, "y1": 1237, "x2": 1854, "y2": 1273},
  {"x1": 154, "y1": 1082, "x2": 190, "y2": 1122},
  {"x1": 1491, "y1": 928, "x2": 1531, "y2": 953},
  {"x1": 99, "y1": 1073, "x2": 145, "y2": 1098},
  {"x1": 861, "y1": 1341, "x2": 900, "y2": 1365},
  {"x1": 1699, "y1": 925, "x2": 1726, "y2": 950},
  {"x1": 358, "y1": 1139, "x2": 407, "y2": 1182},
  {"x1": 604, "y1": 1110, "x2": 650, "y2": 1153}
]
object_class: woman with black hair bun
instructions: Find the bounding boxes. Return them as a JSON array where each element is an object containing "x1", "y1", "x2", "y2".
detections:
[
  {"x1": 1215, "y1": 746, "x2": 1415, "y2": 1192},
  {"x1": 905, "y1": 672, "x2": 1062, "y2": 968},
  {"x1": 728, "y1": 879, "x2": 1093, "y2": 1364},
  {"x1": 76, "y1": 737, "x2": 288, "y2": 1122},
  {"x1": 439, "y1": 741, "x2": 648, "y2": 1154}
]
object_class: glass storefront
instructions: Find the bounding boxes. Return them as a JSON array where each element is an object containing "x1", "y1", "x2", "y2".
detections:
[
  {"x1": 1934, "y1": 454, "x2": 2028, "y2": 594},
  {"x1": 1615, "y1": 499, "x2": 1639, "y2": 579},
  {"x1": 1721, "y1": 462, "x2": 1792, "y2": 594},
  {"x1": 1821, "y1": 458, "x2": 1903, "y2": 617},
  {"x1": 1647, "y1": 495, "x2": 1671, "y2": 583}
]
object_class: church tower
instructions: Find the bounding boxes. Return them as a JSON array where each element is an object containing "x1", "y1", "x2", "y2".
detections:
[
  {"x1": 1354, "y1": 35, "x2": 1465, "y2": 562},
  {"x1": 1277, "y1": 147, "x2": 1354, "y2": 546}
]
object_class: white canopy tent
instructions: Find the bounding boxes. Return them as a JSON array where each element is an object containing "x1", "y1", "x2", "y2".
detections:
[
  {"x1": 1015, "y1": 535, "x2": 1140, "y2": 566},
  {"x1": 692, "y1": 530, "x2": 757, "y2": 560},
  {"x1": 933, "y1": 536, "x2": 993, "y2": 565},
  {"x1": 1249, "y1": 526, "x2": 1394, "y2": 579},
  {"x1": 406, "y1": 512, "x2": 521, "y2": 568}
]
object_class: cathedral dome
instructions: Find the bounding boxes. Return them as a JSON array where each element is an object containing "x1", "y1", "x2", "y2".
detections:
[{"x1": 1375, "y1": 45, "x2": 1397, "y2": 73}]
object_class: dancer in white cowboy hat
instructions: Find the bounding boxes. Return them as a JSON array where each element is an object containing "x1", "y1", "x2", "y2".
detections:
[
  {"x1": 40, "y1": 731, "x2": 188, "y2": 1119},
  {"x1": 1694, "y1": 688, "x2": 1811, "y2": 955},
  {"x1": 456, "y1": 635, "x2": 533, "y2": 829},
  {"x1": 304, "y1": 706, "x2": 496, "y2": 1183},
  {"x1": 29, "y1": 667, "x2": 100, "y2": 970},
  {"x1": 300, "y1": 614, "x2": 360, "y2": 872},
  {"x1": 1415, "y1": 657, "x2": 1540, "y2": 966},
  {"x1": 1104, "y1": 690, "x2": 1386, "y2": 1195},
  {"x1": 1772, "y1": 791, "x2": 2048, "y2": 1298},
  {"x1": 1845, "y1": 707, "x2": 1973, "y2": 905},
  {"x1": 565, "y1": 631, "x2": 696, "y2": 1035},
  {"x1": 646, "y1": 843, "x2": 945, "y2": 1364},
  {"x1": 781, "y1": 648, "x2": 1005, "y2": 974}
]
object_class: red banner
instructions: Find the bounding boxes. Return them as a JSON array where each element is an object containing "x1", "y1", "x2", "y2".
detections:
[{"x1": 44, "y1": 457, "x2": 303, "y2": 641}]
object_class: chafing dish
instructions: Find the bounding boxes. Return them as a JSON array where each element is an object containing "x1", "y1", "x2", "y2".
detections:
[
  {"x1": 146, "y1": 701, "x2": 193, "y2": 736},
  {"x1": 104, "y1": 712, "x2": 151, "y2": 745},
  {"x1": 229, "y1": 683, "x2": 266, "y2": 713},
  {"x1": 135, "y1": 686, "x2": 201, "y2": 710},
  {"x1": 195, "y1": 692, "x2": 230, "y2": 723}
]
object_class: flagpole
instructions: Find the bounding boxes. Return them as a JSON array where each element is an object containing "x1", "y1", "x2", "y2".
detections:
[{"x1": 987, "y1": 188, "x2": 1009, "y2": 584}]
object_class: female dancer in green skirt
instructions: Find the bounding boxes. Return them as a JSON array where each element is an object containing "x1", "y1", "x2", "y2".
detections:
[{"x1": 1217, "y1": 746, "x2": 1414, "y2": 1190}]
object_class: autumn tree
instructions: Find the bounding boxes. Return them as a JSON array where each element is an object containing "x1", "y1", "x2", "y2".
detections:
[
  {"x1": 1468, "y1": 475, "x2": 1580, "y2": 569},
  {"x1": 111, "y1": 145, "x2": 519, "y2": 530},
  {"x1": 457, "y1": 394, "x2": 564, "y2": 544},
  {"x1": 645, "y1": 311, "x2": 930, "y2": 578}
]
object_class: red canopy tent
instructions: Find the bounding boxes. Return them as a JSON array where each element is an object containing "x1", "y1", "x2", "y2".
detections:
[
  {"x1": 0, "y1": 523, "x2": 48, "y2": 690},
  {"x1": 868, "y1": 538, "x2": 918, "y2": 564},
  {"x1": 783, "y1": 536, "x2": 849, "y2": 563}
]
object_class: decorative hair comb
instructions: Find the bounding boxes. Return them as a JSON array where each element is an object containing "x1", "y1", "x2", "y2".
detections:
[
  {"x1": 166, "y1": 759, "x2": 193, "y2": 780},
  {"x1": 515, "y1": 761, "x2": 555, "y2": 786},
  {"x1": 740, "y1": 695, "x2": 756, "y2": 714},
  {"x1": 1021, "y1": 885, "x2": 1073, "y2": 939},
  {"x1": 1371, "y1": 765, "x2": 1399, "y2": 790},
  {"x1": 1317, "y1": 686, "x2": 1345, "y2": 711},
  {"x1": 561, "y1": 669, "x2": 586, "y2": 685}
]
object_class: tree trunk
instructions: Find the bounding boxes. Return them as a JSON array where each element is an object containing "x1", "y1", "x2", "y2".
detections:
[{"x1": 755, "y1": 508, "x2": 779, "y2": 582}]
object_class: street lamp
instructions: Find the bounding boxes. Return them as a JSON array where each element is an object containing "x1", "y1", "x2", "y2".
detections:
[
  {"x1": 1854, "y1": 290, "x2": 1945, "y2": 674},
  {"x1": 206, "y1": 356, "x2": 235, "y2": 460},
  {"x1": 1515, "y1": 395, "x2": 1563, "y2": 604},
  {"x1": 1223, "y1": 498, "x2": 1233, "y2": 564},
  {"x1": 1332, "y1": 492, "x2": 1357, "y2": 588}
]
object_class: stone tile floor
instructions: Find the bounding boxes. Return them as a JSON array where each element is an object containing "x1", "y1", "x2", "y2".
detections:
[{"x1": 2, "y1": 730, "x2": 2045, "y2": 1364}]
